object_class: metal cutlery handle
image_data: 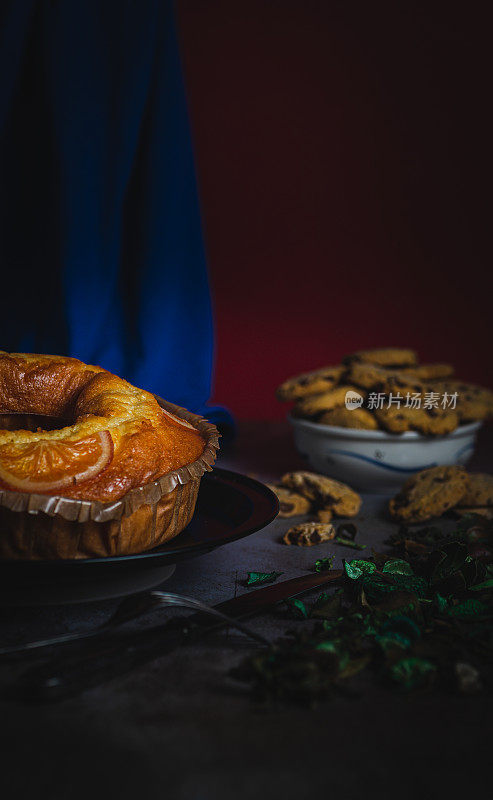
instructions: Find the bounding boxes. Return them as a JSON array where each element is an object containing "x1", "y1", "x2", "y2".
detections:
[
  {"x1": 7, "y1": 570, "x2": 344, "y2": 700},
  {"x1": 0, "y1": 591, "x2": 268, "y2": 658},
  {"x1": 13, "y1": 592, "x2": 269, "y2": 702},
  {"x1": 148, "y1": 593, "x2": 269, "y2": 645}
]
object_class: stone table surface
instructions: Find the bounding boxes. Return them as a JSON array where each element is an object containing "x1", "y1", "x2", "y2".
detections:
[{"x1": 0, "y1": 421, "x2": 491, "y2": 800}]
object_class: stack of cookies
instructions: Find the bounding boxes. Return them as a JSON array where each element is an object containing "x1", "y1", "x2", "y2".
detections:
[
  {"x1": 389, "y1": 466, "x2": 493, "y2": 523},
  {"x1": 277, "y1": 347, "x2": 493, "y2": 436}
]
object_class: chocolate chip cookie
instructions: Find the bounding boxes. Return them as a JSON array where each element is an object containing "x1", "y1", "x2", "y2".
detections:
[
  {"x1": 433, "y1": 381, "x2": 493, "y2": 423},
  {"x1": 374, "y1": 405, "x2": 459, "y2": 435},
  {"x1": 266, "y1": 484, "x2": 312, "y2": 517},
  {"x1": 281, "y1": 471, "x2": 361, "y2": 516},
  {"x1": 454, "y1": 506, "x2": 493, "y2": 520},
  {"x1": 343, "y1": 348, "x2": 418, "y2": 368},
  {"x1": 276, "y1": 366, "x2": 344, "y2": 402},
  {"x1": 457, "y1": 473, "x2": 493, "y2": 507},
  {"x1": 318, "y1": 406, "x2": 378, "y2": 430},
  {"x1": 293, "y1": 385, "x2": 366, "y2": 419},
  {"x1": 400, "y1": 363, "x2": 455, "y2": 381},
  {"x1": 316, "y1": 508, "x2": 334, "y2": 523},
  {"x1": 389, "y1": 465, "x2": 469, "y2": 523},
  {"x1": 282, "y1": 521, "x2": 336, "y2": 546},
  {"x1": 344, "y1": 362, "x2": 423, "y2": 396}
]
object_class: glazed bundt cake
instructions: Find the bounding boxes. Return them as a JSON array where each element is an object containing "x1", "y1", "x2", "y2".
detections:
[{"x1": 0, "y1": 352, "x2": 206, "y2": 501}]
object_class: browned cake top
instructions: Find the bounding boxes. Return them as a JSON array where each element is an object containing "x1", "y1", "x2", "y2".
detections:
[{"x1": 0, "y1": 352, "x2": 205, "y2": 501}]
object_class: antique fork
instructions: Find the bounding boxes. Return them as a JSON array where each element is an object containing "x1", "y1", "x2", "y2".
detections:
[{"x1": 0, "y1": 591, "x2": 269, "y2": 657}]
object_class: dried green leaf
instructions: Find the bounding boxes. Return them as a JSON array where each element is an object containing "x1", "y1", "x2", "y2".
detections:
[
  {"x1": 344, "y1": 560, "x2": 376, "y2": 580},
  {"x1": 433, "y1": 593, "x2": 449, "y2": 612},
  {"x1": 381, "y1": 615, "x2": 421, "y2": 641},
  {"x1": 370, "y1": 590, "x2": 419, "y2": 616},
  {"x1": 285, "y1": 598, "x2": 309, "y2": 619},
  {"x1": 376, "y1": 632, "x2": 411, "y2": 652},
  {"x1": 245, "y1": 571, "x2": 283, "y2": 586},
  {"x1": 335, "y1": 537, "x2": 366, "y2": 550},
  {"x1": 311, "y1": 593, "x2": 342, "y2": 620},
  {"x1": 389, "y1": 657, "x2": 436, "y2": 690},
  {"x1": 315, "y1": 641, "x2": 350, "y2": 671},
  {"x1": 388, "y1": 574, "x2": 428, "y2": 598},
  {"x1": 382, "y1": 559, "x2": 414, "y2": 576},
  {"x1": 470, "y1": 577, "x2": 493, "y2": 591},
  {"x1": 469, "y1": 563, "x2": 493, "y2": 591},
  {"x1": 338, "y1": 655, "x2": 371, "y2": 679},
  {"x1": 315, "y1": 640, "x2": 338, "y2": 654},
  {"x1": 360, "y1": 571, "x2": 425, "y2": 603},
  {"x1": 314, "y1": 556, "x2": 335, "y2": 573},
  {"x1": 430, "y1": 542, "x2": 469, "y2": 585},
  {"x1": 445, "y1": 598, "x2": 489, "y2": 619}
]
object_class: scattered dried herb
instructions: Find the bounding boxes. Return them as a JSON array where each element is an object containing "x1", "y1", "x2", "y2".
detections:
[
  {"x1": 285, "y1": 598, "x2": 309, "y2": 618},
  {"x1": 471, "y1": 571, "x2": 493, "y2": 592},
  {"x1": 344, "y1": 559, "x2": 376, "y2": 579},
  {"x1": 381, "y1": 559, "x2": 414, "y2": 576},
  {"x1": 334, "y1": 537, "x2": 367, "y2": 550},
  {"x1": 314, "y1": 556, "x2": 335, "y2": 573},
  {"x1": 245, "y1": 571, "x2": 283, "y2": 586},
  {"x1": 388, "y1": 657, "x2": 436, "y2": 691},
  {"x1": 232, "y1": 521, "x2": 493, "y2": 705},
  {"x1": 387, "y1": 515, "x2": 493, "y2": 557},
  {"x1": 310, "y1": 590, "x2": 343, "y2": 620}
]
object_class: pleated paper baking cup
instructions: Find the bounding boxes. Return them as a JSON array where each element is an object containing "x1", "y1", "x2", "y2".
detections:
[{"x1": 0, "y1": 398, "x2": 220, "y2": 560}]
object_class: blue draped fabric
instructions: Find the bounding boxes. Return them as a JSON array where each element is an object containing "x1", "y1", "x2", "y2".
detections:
[{"x1": 0, "y1": 0, "x2": 230, "y2": 430}]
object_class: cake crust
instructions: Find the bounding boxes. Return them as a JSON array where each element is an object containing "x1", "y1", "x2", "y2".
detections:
[{"x1": 0, "y1": 352, "x2": 206, "y2": 502}]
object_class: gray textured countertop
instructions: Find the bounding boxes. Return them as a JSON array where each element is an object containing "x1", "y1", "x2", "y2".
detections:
[{"x1": 0, "y1": 421, "x2": 491, "y2": 800}]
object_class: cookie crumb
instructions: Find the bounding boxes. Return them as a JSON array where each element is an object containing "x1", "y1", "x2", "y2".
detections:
[{"x1": 283, "y1": 522, "x2": 336, "y2": 546}]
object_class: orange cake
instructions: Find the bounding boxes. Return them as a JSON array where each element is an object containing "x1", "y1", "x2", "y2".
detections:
[
  {"x1": 0, "y1": 352, "x2": 219, "y2": 559},
  {"x1": 0, "y1": 351, "x2": 206, "y2": 500}
]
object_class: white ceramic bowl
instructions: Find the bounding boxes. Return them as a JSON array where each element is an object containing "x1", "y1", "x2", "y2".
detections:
[{"x1": 289, "y1": 414, "x2": 482, "y2": 494}]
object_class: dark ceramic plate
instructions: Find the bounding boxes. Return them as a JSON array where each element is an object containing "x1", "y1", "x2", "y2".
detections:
[{"x1": 0, "y1": 468, "x2": 279, "y2": 605}]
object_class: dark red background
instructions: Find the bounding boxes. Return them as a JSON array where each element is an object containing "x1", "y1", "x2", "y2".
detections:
[{"x1": 177, "y1": 1, "x2": 491, "y2": 419}]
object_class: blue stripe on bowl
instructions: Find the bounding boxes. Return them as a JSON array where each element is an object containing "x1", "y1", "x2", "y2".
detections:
[
  {"x1": 326, "y1": 449, "x2": 437, "y2": 473},
  {"x1": 454, "y1": 443, "x2": 475, "y2": 460}
]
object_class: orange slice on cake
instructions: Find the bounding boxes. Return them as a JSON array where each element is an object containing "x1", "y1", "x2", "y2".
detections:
[
  {"x1": 161, "y1": 408, "x2": 196, "y2": 430},
  {"x1": 0, "y1": 430, "x2": 113, "y2": 493}
]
